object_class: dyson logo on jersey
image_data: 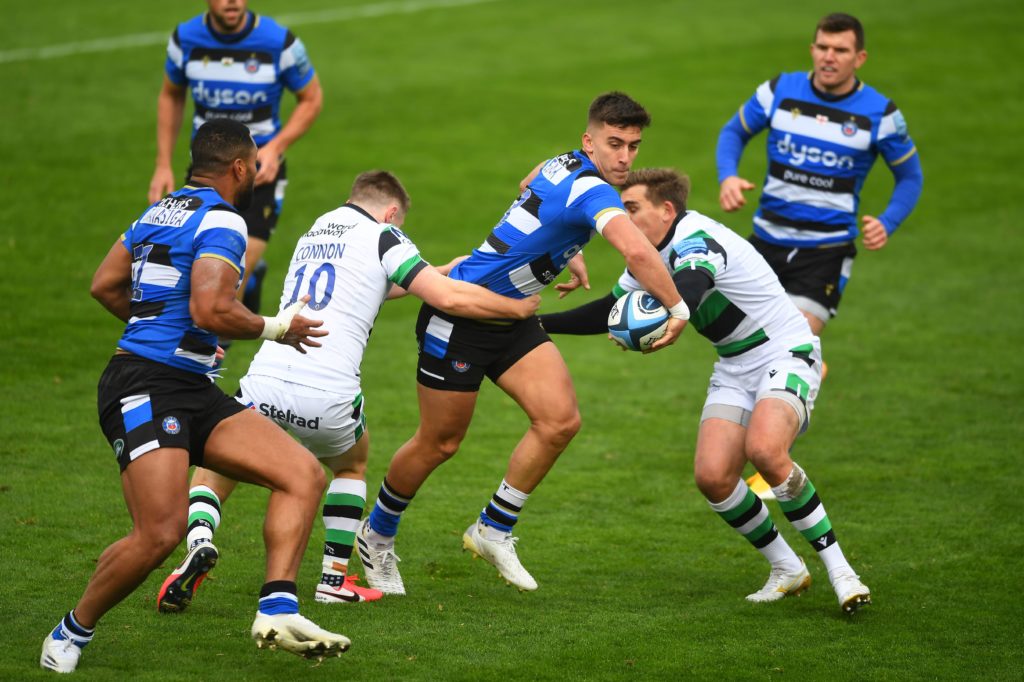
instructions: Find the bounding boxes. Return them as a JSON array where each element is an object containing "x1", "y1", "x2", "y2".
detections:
[
  {"x1": 192, "y1": 81, "x2": 269, "y2": 108},
  {"x1": 776, "y1": 134, "x2": 854, "y2": 170},
  {"x1": 259, "y1": 403, "x2": 320, "y2": 429}
]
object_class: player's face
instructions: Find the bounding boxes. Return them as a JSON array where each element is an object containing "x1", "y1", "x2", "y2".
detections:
[
  {"x1": 207, "y1": 0, "x2": 248, "y2": 33},
  {"x1": 810, "y1": 30, "x2": 866, "y2": 94},
  {"x1": 621, "y1": 185, "x2": 671, "y2": 244},
  {"x1": 582, "y1": 123, "x2": 643, "y2": 187}
]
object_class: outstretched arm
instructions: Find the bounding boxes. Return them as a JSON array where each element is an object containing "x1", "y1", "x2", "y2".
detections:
[
  {"x1": 601, "y1": 215, "x2": 688, "y2": 351},
  {"x1": 538, "y1": 293, "x2": 616, "y2": 335},
  {"x1": 406, "y1": 266, "x2": 539, "y2": 320}
]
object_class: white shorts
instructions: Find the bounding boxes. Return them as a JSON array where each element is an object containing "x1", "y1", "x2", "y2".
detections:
[
  {"x1": 701, "y1": 341, "x2": 822, "y2": 432},
  {"x1": 237, "y1": 374, "x2": 366, "y2": 458}
]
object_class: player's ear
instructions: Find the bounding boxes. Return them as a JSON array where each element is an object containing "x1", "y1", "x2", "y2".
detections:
[{"x1": 581, "y1": 129, "x2": 594, "y2": 153}]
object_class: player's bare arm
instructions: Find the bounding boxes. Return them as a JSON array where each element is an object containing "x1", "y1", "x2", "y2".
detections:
[
  {"x1": 190, "y1": 257, "x2": 327, "y2": 352},
  {"x1": 255, "y1": 76, "x2": 323, "y2": 186},
  {"x1": 407, "y1": 267, "x2": 540, "y2": 319},
  {"x1": 148, "y1": 76, "x2": 188, "y2": 203},
  {"x1": 601, "y1": 214, "x2": 688, "y2": 351},
  {"x1": 719, "y1": 175, "x2": 756, "y2": 212},
  {"x1": 90, "y1": 240, "x2": 134, "y2": 322}
]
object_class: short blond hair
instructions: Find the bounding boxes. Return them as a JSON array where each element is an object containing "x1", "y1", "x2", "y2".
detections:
[
  {"x1": 350, "y1": 170, "x2": 411, "y2": 214},
  {"x1": 622, "y1": 168, "x2": 690, "y2": 213}
]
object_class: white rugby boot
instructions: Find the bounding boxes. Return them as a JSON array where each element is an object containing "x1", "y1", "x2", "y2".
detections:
[
  {"x1": 40, "y1": 632, "x2": 84, "y2": 673},
  {"x1": 745, "y1": 558, "x2": 811, "y2": 603},
  {"x1": 831, "y1": 570, "x2": 871, "y2": 614},
  {"x1": 462, "y1": 520, "x2": 538, "y2": 591},
  {"x1": 251, "y1": 612, "x2": 350, "y2": 660},
  {"x1": 355, "y1": 518, "x2": 406, "y2": 595}
]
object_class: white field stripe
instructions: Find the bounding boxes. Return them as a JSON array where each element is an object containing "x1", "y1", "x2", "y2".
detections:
[{"x1": 0, "y1": 0, "x2": 504, "y2": 65}]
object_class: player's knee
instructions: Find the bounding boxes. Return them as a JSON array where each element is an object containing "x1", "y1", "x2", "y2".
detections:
[
  {"x1": 694, "y1": 467, "x2": 734, "y2": 502},
  {"x1": 432, "y1": 433, "x2": 464, "y2": 461},
  {"x1": 745, "y1": 439, "x2": 791, "y2": 482},
  {"x1": 536, "y1": 408, "x2": 581, "y2": 449},
  {"x1": 137, "y1": 522, "x2": 186, "y2": 562}
]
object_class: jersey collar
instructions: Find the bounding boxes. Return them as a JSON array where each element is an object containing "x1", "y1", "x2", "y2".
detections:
[
  {"x1": 343, "y1": 202, "x2": 378, "y2": 223},
  {"x1": 807, "y1": 71, "x2": 863, "y2": 103},
  {"x1": 655, "y1": 211, "x2": 686, "y2": 251}
]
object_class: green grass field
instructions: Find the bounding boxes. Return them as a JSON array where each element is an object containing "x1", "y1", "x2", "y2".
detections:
[{"x1": 2, "y1": 0, "x2": 1023, "y2": 679}]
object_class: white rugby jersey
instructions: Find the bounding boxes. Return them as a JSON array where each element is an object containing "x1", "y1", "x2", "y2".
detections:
[
  {"x1": 246, "y1": 203, "x2": 426, "y2": 394},
  {"x1": 614, "y1": 210, "x2": 814, "y2": 362}
]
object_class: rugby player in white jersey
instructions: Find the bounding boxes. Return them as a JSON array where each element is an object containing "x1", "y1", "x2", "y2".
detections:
[
  {"x1": 157, "y1": 170, "x2": 540, "y2": 609},
  {"x1": 540, "y1": 168, "x2": 871, "y2": 614}
]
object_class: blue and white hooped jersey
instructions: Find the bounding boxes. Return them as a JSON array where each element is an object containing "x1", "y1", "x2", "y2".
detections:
[
  {"x1": 449, "y1": 151, "x2": 626, "y2": 299},
  {"x1": 165, "y1": 12, "x2": 315, "y2": 146},
  {"x1": 730, "y1": 72, "x2": 917, "y2": 247},
  {"x1": 117, "y1": 186, "x2": 248, "y2": 375}
]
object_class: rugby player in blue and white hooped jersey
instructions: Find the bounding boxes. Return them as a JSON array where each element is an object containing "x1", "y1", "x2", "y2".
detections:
[
  {"x1": 148, "y1": 0, "x2": 322, "y2": 315},
  {"x1": 357, "y1": 93, "x2": 691, "y2": 595},
  {"x1": 41, "y1": 121, "x2": 346, "y2": 674},
  {"x1": 716, "y1": 13, "x2": 923, "y2": 337}
]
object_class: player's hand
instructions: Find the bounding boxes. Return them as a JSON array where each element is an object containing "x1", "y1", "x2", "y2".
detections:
[
  {"x1": 254, "y1": 143, "x2": 282, "y2": 186},
  {"x1": 148, "y1": 166, "x2": 176, "y2": 204},
  {"x1": 513, "y1": 294, "x2": 542, "y2": 319},
  {"x1": 263, "y1": 295, "x2": 328, "y2": 352},
  {"x1": 555, "y1": 252, "x2": 590, "y2": 299},
  {"x1": 215, "y1": 345, "x2": 226, "y2": 363},
  {"x1": 643, "y1": 317, "x2": 686, "y2": 353},
  {"x1": 861, "y1": 215, "x2": 889, "y2": 250},
  {"x1": 280, "y1": 312, "x2": 328, "y2": 353},
  {"x1": 437, "y1": 255, "x2": 469, "y2": 276},
  {"x1": 719, "y1": 176, "x2": 756, "y2": 212}
]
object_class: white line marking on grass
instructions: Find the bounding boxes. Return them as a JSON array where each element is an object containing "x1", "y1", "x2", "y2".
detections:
[{"x1": 0, "y1": 0, "x2": 503, "y2": 65}]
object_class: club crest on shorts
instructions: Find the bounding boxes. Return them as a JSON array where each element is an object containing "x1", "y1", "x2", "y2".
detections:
[
  {"x1": 162, "y1": 416, "x2": 181, "y2": 435},
  {"x1": 451, "y1": 360, "x2": 471, "y2": 373},
  {"x1": 113, "y1": 438, "x2": 124, "y2": 458}
]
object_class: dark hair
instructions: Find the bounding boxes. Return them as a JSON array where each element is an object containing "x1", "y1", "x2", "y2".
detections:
[
  {"x1": 190, "y1": 120, "x2": 256, "y2": 175},
  {"x1": 622, "y1": 168, "x2": 690, "y2": 214},
  {"x1": 350, "y1": 170, "x2": 411, "y2": 215},
  {"x1": 588, "y1": 91, "x2": 651, "y2": 129},
  {"x1": 816, "y1": 13, "x2": 865, "y2": 50}
]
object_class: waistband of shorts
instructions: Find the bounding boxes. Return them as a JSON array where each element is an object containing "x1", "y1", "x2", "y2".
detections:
[{"x1": 109, "y1": 350, "x2": 215, "y2": 385}]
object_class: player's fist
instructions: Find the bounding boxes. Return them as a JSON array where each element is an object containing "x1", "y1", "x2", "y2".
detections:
[
  {"x1": 861, "y1": 215, "x2": 889, "y2": 250},
  {"x1": 719, "y1": 176, "x2": 756, "y2": 212},
  {"x1": 514, "y1": 294, "x2": 542, "y2": 319}
]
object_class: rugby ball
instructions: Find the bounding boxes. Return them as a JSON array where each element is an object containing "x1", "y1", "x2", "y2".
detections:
[{"x1": 607, "y1": 291, "x2": 669, "y2": 351}]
